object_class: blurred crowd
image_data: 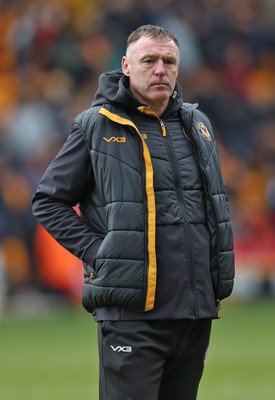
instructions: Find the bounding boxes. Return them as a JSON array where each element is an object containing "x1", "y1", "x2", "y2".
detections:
[{"x1": 0, "y1": 0, "x2": 275, "y2": 312}]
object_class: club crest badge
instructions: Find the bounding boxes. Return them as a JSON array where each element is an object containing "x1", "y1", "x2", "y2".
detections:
[{"x1": 197, "y1": 122, "x2": 212, "y2": 141}]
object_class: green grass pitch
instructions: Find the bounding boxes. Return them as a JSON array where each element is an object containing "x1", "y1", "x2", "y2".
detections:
[{"x1": 0, "y1": 300, "x2": 274, "y2": 399}]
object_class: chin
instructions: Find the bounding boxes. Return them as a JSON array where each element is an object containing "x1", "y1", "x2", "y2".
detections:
[
  {"x1": 151, "y1": 94, "x2": 170, "y2": 103},
  {"x1": 154, "y1": 89, "x2": 172, "y2": 98}
]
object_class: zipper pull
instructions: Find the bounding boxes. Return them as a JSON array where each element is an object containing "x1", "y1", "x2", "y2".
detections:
[
  {"x1": 217, "y1": 299, "x2": 223, "y2": 318},
  {"x1": 159, "y1": 119, "x2": 167, "y2": 137}
]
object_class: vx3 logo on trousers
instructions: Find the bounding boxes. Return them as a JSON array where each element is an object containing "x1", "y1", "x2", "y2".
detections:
[
  {"x1": 110, "y1": 345, "x2": 133, "y2": 352},
  {"x1": 103, "y1": 136, "x2": 126, "y2": 143}
]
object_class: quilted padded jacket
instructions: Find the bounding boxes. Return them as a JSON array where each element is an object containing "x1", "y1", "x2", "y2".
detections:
[{"x1": 32, "y1": 70, "x2": 235, "y2": 317}]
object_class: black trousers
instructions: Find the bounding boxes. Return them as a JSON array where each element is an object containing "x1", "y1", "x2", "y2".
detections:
[{"x1": 98, "y1": 319, "x2": 212, "y2": 400}]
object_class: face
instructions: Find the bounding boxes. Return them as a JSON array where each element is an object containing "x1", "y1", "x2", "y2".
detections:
[{"x1": 121, "y1": 36, "x2": 179, "y2": 115}]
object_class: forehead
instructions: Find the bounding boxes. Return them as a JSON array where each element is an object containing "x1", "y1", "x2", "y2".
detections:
[{"x1": 128, "y1": 36, "x2": 179, "y2": 59}]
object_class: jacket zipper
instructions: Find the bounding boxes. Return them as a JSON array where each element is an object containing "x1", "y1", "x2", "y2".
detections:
[{"x1": 160, "y1": 118, "x2": 198, "y2": 319}]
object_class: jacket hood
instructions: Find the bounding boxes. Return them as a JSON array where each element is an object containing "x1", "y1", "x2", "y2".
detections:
[{"x1": 92, "y1": 68, "x2": 183, "y2": 113}]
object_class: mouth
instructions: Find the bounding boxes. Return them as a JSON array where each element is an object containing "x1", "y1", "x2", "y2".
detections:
[{"x1": 151, "y1": 82, "x2": 169, "y2": 88}]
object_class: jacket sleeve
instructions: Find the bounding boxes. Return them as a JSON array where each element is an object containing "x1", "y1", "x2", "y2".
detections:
[{"x1": 32, "y1": 123, "x2": 103, "y2": 265}]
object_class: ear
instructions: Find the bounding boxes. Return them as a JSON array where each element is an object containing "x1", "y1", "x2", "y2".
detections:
[{"x1": 121, "y1": 56, "x2": 130, "y2": 76}]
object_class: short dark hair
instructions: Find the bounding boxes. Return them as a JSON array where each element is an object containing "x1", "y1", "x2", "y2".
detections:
[{"x1": 126, "y1": 24, "x2": 180, "y2": 50}]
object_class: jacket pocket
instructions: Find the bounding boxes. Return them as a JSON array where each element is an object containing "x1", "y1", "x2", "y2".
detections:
[{"x1": 83, "y1": 236, "x2": 105, "y2": 279}]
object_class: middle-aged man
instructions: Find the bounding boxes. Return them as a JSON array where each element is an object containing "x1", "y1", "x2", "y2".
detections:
[{"x1": 32, "y1": 24, "x2": 235, "y2": 400}]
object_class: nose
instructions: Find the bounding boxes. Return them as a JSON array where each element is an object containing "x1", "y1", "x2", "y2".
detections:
[{"x1": 154, "y1": 60, "x2": 166, "y2": 75}]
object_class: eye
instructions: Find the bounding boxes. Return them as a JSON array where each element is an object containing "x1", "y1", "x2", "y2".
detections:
[
  {"x1": 143, "y1": 59, "x2": 153, "y2": 64},
  {"x1": 165, "y1": 59, "x2": 176, "y2": 66}
]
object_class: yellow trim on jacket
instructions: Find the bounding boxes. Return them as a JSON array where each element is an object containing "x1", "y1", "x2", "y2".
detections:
[{"x1": 99, "y1": 107, "x2": 157, "y2": 311}]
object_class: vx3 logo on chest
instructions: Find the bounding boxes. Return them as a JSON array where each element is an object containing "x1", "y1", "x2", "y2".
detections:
[{"x1": 103, "y1": 136, "x2": 126, "y2": 143}]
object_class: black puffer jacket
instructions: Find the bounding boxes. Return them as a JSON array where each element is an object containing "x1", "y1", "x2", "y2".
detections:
[{"x1": 32, "y1": 69, "x2": 234, "y2": 318}]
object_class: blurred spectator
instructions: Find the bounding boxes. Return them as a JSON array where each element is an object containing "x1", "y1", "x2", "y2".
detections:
[{"x1": 0, "y1": 167, "x2": 35, "y2": 292}]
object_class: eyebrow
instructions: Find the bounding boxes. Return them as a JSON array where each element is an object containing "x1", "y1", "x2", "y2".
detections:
[{"x1": 140, "y1": 53, "x2": 177, "y2": 61}]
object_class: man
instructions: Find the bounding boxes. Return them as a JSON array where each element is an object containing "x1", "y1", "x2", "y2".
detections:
[{"x1": 32, "y1": 25, "x2": 235, "y2": 400}]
